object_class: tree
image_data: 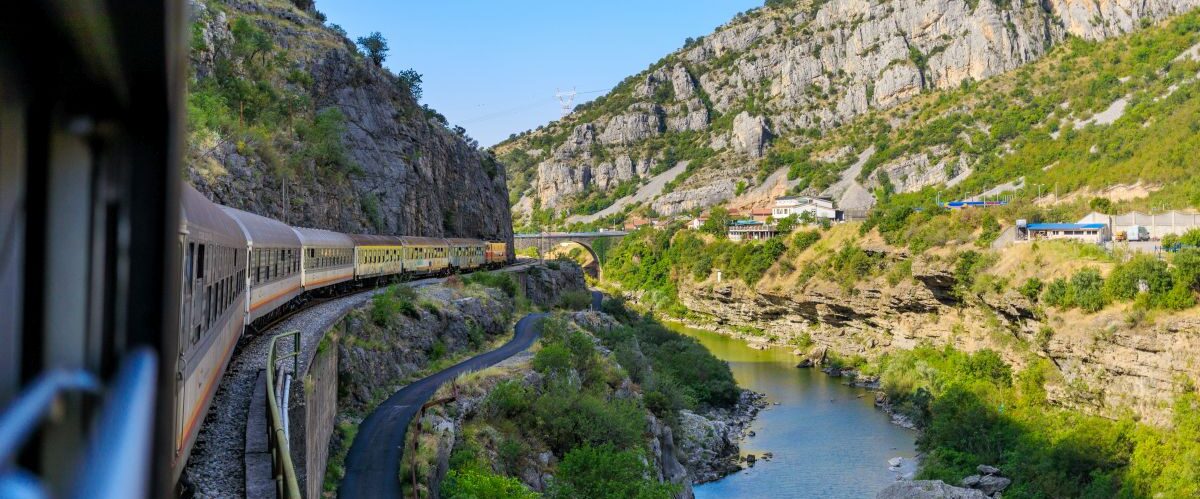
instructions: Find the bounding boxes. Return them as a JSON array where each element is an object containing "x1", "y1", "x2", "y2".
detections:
[
  {"x1": 356, "y1": 31, "x2": 388, "y2": 66},
  {"x1": 775, "y1": 214, "x2": 799, "y2": 233},
  {"x1": 396, "y1": 68, "x2": 423, "y2": 100},
  {"x1": 700, "y1": 207, "x2": 731, "y2": 237},
  {"x1": 1090, "y1": 197, "x2": 1114, "y2": 213}
]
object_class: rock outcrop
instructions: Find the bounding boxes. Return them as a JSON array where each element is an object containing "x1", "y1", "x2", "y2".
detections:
[
  {"x1": 187, "y1": 0, "x2": 512, "y2": 245},
  {"x1": 877, "y1": 480, "x2": 988, "y2": 499},
  {"x1": 671, "y1": 247, "x2": 1200, "y2": 426},
  {"x1": 500, "y1": 0, "x2": 1199, "y2": 224}
]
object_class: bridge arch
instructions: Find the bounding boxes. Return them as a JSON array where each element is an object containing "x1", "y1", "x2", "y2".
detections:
[{"x1": 512, "y1": 231, "x2": 627, "y2": 279}]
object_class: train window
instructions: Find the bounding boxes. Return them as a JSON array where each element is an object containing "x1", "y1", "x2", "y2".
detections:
[
  {"x1": 197, "y1": 244, "x2": 207, "y2": 279},
  {"x1": 185, "y1": 242, "x2": 195, "y2": 288}
]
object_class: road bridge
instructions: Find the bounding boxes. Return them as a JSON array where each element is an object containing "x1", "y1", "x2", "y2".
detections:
[{"x1": 513, "y1": 231, "x2": 628, "y2": 276}]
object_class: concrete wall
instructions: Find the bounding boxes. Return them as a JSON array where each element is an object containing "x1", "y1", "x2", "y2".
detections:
[{"x1": 288, "y1": 333, "x2": 340, "y2": 499}]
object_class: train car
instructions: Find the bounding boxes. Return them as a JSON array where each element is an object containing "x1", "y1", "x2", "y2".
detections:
[
  {"x1": 351, "y1": 234, "x2": 405, "y2": 279},
  {"x1": 294, "y1": 227, "x2": 356, "y2": 291},
  {"x1": 221, "y1": 207, "x2": 304, "y2": 324},
  {"x1": 486, "y1": 241, "x2": 509, "y2": 268},
  {"x1": 447, "y1": 238, "x2": 486, "y2": 271},
  {"x1": 400, "y1": 236, "x2": 450, "y2": 275},
  {"x1": 175, "y1": 185, "x2": 249, "y2": 481}
]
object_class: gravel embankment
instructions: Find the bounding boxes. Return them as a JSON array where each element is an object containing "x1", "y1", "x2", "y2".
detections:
[{"x1": 183, "y1": 288, "x2": 384, "y2": 498}]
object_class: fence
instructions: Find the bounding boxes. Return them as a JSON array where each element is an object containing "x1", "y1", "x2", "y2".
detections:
[{"x1": 267, "y1": 331, "x2": 302, "y2": 499}]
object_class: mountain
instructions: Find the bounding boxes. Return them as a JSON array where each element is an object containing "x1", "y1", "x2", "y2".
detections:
[
  {"x1": 498, "y1": 0, "x2": 1200, "y2": 230},
  {"x1": 186, "y1": 0, "x2": 512, "y2": 243}
]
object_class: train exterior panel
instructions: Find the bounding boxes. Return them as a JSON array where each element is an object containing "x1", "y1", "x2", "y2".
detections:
[
  {"x1": 350, "y1": 234, "x2": 404, "y2": 278},
  {"x1": 486, "y1": 241, "x2": 509, "y2": 266},
  {"x1": 175, "y1": 186, "x2": 249, "y2": 480},
  {"x1": 447, "y1": 238, "x2": 486, "y2": 270},
  {"x1": 294, "y1": 227, "x2": 356, "y2": 291},
  {"x1": 222, "y1": 207, "x2": 304, "y2": 323},
  {"x1": 399, "y1": 236, "x2": 449, "y2": 275}
]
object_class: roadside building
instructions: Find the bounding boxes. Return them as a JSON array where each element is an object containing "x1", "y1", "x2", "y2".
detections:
[
  {"x1": 727, "y1": 220, "x2": 777, "y2": 242},
  {"x1": 624, "y1": 217, "x2": 659, "y2": 231},
  {"x1": 1022, "y1": 222, "x2": 1110, "y2": 244},
  {"x1": 751, "y1": 207, "x2": 774, "y2": 223},
  {"x1": 688, "y1": 216, "x2": 707, "y2": 230},
  {"x1": 772, "y1": 196, "x2": 837, "y2": 220}
]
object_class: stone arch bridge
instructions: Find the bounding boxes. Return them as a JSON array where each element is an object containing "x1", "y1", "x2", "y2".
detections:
[{"x1": 513, "y1": 231, "x2": 628, "y2": 277}]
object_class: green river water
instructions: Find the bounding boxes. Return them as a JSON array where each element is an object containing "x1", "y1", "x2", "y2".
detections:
[{"x1": 668, "y1": 323, "x2": 918, "y2": 499}]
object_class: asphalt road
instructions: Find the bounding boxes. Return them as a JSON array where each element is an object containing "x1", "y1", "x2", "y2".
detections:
[{"x1": 338, "y1": 291, "x2": 603, "y2": 498}]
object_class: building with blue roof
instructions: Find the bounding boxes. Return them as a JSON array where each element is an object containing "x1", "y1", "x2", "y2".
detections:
[{"x1": 1019, "y1": 221, "x2": 1110, "y2": 244}]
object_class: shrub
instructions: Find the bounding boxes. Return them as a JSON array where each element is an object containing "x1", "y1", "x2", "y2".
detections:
[
  {"x1": 791, "y1": 230, "x2": 822, "y2": 252},
  {"x1": 532, "y1": 343, "x2": 573, "y2": 375},
  {"x1": 533, "y1": 385, "x2": 644, "y2": 454},
  {"x1": 463, "y1": 271, "x2": 518, "y2": 297},
  {"x1": 547, "y1": 445, "x2": 678, "y2": 499},
  {"x1": 1172, "y1": 248, "x2": 1200, "y2": 291},
  {"x1": 557, "y1": 290, "x2": 593, "y2": 310},
  {"x1": 1069, "y1": 267, "x2": 1108, "y2": 312},
  {"x1": 1106, "y1": 254, "x2": 1172, "y2": 301},
  {"x1": 1043, "y1": 278, "x2": 1070, "y2": 307},
  {"x1": 1019, "y1": 277, "x2": 1044, "y2": 302},
  {"x1": 484, "y1": 380, "x2": 530, "y2": 419},
  {"x1": 442, "y1": 467, "x2": 537, "y2": 499}
]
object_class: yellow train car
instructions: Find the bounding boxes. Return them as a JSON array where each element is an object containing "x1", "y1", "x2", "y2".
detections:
[
  {"x1": 351, "y1": 234, "x2": 405, "y2": 279},
  {"x1": 447, "y1": 238, "x2": 486, "y2": 271},
  {"x1": 400, "y1": 236, "x2": 449, "y2": 275}
]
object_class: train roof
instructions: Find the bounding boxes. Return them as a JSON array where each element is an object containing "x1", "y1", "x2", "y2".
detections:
[
  {"x1": 348, "y1": 233, "x2": 404, "y2": 246},
  {"x1": 220, "y1": 205, "x2": 302, "y2": 248},
  {"x1": 444, "y1": 238, "x2": 485, "y2": 246},
  {"x1": 292, "y1": 227, "x2": 355, "y2": 248},
  {"x1": 180, "y1": 184, "x2": 246, "y2": 248},
  {"x1": 398, "y1": 236, "x2": 449, "y2": 246}
]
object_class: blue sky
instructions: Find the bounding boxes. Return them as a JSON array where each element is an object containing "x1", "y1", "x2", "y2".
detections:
[{"x1": 314, "y1": 0, "x2": 763, "y2": 146}]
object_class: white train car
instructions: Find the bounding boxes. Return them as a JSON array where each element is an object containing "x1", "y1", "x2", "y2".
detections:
[
  {"x1": 175, "y1": 185, "x2": 248, "y2": 477},
  {"x1": 294, "y1": 227, "x2": 355, "y2": 292},
  {"x1": 221, "y1": 206, "x2": 304, "y2": 324}
]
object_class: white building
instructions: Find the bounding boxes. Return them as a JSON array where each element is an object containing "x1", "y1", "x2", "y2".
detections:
[{"x1": 772, "y1": 196, "x2": 837, "y2": 220}]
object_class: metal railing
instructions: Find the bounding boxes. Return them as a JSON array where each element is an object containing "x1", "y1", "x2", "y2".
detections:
[
  {"x1": 0, "y1": 348, "x2": 157, "y2": 499},
  {"x1": 266, "y1": 331, "x2": 302, "y2": 499}
]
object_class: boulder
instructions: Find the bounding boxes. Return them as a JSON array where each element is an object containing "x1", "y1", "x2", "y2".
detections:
[{"x1": 877, "y1": 480, "x2": 989, "y2": 499}]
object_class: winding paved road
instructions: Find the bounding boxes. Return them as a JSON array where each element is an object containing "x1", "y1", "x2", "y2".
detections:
[{"x1": 339, "y1": 291, "x2": 603, "y2": 498}]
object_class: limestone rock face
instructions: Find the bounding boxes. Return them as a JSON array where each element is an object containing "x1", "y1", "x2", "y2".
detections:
[
  {"x1": 669, "y1": 245, "x2": 1200, "y2": 426},
  {"x1": 502, "y1": 0, "x2": 1187, "y2": 220},
  {"x1": 186, "y1": 0, "x2": 511, "y2": 245},
  {"x1": 732, "y1": 112, "x2": 771, "y2": 158}
]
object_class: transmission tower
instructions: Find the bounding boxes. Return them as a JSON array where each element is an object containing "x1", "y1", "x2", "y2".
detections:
[{"x1": 555, "y1": 87, "x2": 577, "y2": 118}]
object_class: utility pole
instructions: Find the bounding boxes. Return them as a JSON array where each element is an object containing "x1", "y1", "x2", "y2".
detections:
[{"x1": 555, "y1": 87, "x2": 577, "y2": 118}]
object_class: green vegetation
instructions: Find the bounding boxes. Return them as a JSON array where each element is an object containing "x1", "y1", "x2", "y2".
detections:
[
  {"x1": 355, "y1": 31, "x2": 389, "y2": 66},
  {"x1": 548, "y1": 445, "x2": 677, "y2": 499},
  {"x1": 444, "y1": 310, "x2": 709, "y2": 498},
  {"x1": 872, "y1": 345, "x2": 1200, "y2": 498},
  {"x1": 370, "y1": 285, "x2": 420, "y2": 326}
]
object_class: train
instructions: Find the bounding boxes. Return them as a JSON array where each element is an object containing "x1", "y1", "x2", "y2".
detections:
[{"x1": 173, "y1": 184, "x2": 510, "y2": 481}]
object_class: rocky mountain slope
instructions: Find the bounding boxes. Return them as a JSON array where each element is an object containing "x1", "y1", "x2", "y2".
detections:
[
  {"x1": 187, "y1": 0, "x2": 511, "y2": 243},
  {"x1": 498, "y1": 0, "x2": 1200, "y2": 228}
]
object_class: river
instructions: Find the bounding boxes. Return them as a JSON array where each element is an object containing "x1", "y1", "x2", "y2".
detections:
[{"x1": 669, "y1": 323, "x2": 918, "y2": 499}]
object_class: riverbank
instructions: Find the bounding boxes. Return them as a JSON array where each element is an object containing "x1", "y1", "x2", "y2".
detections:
[{"x1": 664, "y1": 322, "x2": 919, "y2": 498}]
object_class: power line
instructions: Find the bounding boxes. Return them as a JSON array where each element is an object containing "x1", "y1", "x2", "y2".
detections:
[{"x1": 456, "y1": 88, "x2": 610, "y2": 125}]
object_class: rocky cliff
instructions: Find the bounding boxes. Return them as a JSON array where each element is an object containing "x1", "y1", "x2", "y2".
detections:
[
  {"x1": 499, "y1": 0, "x2": 1200, "y2": 226},
  {"x1": 187, "y1": 0, "x2": 512, "y2": 243},
  {"x1": 668, "y1": 238, "x2": 1200, "y2": 427}
]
